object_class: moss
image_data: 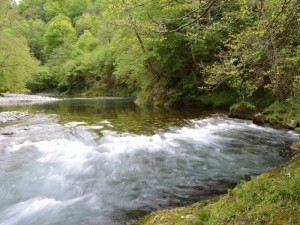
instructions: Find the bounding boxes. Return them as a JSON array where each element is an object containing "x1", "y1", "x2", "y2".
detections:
[
  {"x1": 132, "y1": 202, "x2": 201, "y2": 225},
  {"x1": 133, "y1": 154, "x2": 300, "y2": 225},
  {"x1": 202, "y1": 155, "x2": 300, "y2": 224}
]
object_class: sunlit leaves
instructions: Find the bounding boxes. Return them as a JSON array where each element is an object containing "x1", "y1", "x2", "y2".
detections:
[
  {"x1": 0, "y1": 0, "x2": 40, "y2": 92},
  {"x1": 42, "y1": 15, "x2": 76, "y2": 57}
]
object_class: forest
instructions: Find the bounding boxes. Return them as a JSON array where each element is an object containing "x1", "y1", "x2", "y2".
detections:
[{"x1": 1, "y1": 0, "x2": 300, "y2": 123}]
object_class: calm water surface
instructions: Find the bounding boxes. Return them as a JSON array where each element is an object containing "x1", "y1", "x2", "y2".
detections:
[{"x1": 0, "y1": 98, "x2": 298, "y2": 225}]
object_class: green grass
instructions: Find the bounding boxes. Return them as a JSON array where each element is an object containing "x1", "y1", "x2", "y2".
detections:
[{"x1": 133, "y1": 154, "x2": 300, "y2": 225}]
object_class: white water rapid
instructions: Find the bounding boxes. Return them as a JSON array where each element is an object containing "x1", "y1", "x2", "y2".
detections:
[{"x1": 0, "y1": 114, "x2": 298, "y2": 225}]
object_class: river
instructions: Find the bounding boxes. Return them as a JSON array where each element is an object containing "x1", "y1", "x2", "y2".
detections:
[{"x1": 0, "y1": 97, "x2": 298, "y2": 225}]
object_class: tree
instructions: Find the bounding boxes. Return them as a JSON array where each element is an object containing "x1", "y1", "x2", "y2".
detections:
[
  {"x1": 204, "y1": 0, "x2": 300, "y2": 100},
  {"x1": 42, "y1": 14, "x2": 76, "y2": 57},
  {"x1": 0, "y1": 0, "x2": 39, "y2": 92}
]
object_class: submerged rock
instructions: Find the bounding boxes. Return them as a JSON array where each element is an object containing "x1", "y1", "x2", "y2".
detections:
[{"x1": 1, "y1": 132, "x2": 15, "y2": 135}]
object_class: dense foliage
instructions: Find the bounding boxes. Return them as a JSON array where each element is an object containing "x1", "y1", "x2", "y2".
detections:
[
  {"x1": 1, "y1": 0, "x2": 300, "y2": 109},
  {"x1": 0, "y1": 0, "x2": 39, "y2": 92}
]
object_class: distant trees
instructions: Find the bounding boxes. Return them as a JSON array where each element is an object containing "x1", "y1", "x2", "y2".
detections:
[
  {"x1": 1, "y1": 0, "x2": 298, "y2": 105},
  {"x1": 42, "y1": 15, "x2": 76, "y2": 57},
  {"x1": 0, "y1": 0, "x2": 39, "y2": 92}
]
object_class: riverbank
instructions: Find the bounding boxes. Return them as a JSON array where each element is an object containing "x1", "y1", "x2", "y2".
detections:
[
  {"x1": 0, "y1": 93, "x2": 60, "y2": 123},
  {"x1": 133, "y1": 153, "x2": 300, "y2": 225},
  {"x1": 0, "y1": 93, "x2": 59, "y2": 106}
]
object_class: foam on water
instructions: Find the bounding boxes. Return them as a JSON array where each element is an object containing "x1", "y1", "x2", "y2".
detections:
[{"x1": 0, "y1": 115, "x2": 298, "y2": 225}]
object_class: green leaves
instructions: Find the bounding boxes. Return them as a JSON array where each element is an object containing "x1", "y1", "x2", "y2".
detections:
[
  {"x1": 42, "y1": 15, "x2": 76, "y2": 57},
  {"x1": 0, "y1": 0, "x2": 40, "y2": 92},
  {"x1": 9, "y1": 0, "x2": 299, "y2": 106}
]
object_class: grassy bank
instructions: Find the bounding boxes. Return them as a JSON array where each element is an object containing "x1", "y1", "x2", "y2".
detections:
[{"x1": 133, "y1": 153, "x2": 300, "y2": 225}]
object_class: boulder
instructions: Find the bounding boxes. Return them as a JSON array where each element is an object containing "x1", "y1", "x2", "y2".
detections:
[
  {"x1": 294, "y1": 127, "x2": 300, "y2": 134},
  {"x1": 228, "y1": 102, "x2": 256, "y2": 120},
  {"x1": 282, "y1": 119, "x2": 298, "y2": 129},
  {"x1": 253, "y1": 113, "x2": 264, "y2": 125}
]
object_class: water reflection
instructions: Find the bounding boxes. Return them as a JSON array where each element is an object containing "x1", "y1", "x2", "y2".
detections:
[{"x1": 0, "y1": 97, "x2": 225, "y2": 133}]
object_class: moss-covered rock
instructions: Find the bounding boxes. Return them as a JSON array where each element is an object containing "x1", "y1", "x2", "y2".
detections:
[
  {"x1": 282, "y1": 119, "x2": 298, "y2": 129},
  {"x1": 133, "y1": 154, "x2": 300, "y2": 225},
  {"x1": 252, "y1": 113, "x2": 264, "y2": 125},
  {"x1": 294, "y1": 127, "x2": 300, "y2": 134},
  {"x1": 228, "y1": 101, "x2": 256, "y2": 120}
]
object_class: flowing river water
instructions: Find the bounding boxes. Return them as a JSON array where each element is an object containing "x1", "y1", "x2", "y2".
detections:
[{"x1": 0, "y1": 98, "x2": 298, "y2": 225}]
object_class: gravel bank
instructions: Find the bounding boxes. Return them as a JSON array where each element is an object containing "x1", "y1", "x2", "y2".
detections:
[
  {"x1": 0, "y1": 93, "x2": 60, "y2": 123},
  {"x1": 0, "y1": 93, "x2": 60, "y2": 106}
]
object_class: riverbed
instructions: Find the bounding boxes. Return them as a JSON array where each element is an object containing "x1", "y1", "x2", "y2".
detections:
[{"x1": 0, "y1": 97, "x2": 298, "y2": 225}]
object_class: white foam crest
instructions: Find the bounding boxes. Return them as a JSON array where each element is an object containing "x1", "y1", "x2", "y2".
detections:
[
  {"x1": 34, "y1": 139, "x2": 98, "y2": 173},
  {"x1": 97, "y1": 121, "x2": 224, "y2": 156},
  {"x1": 100, "y1": 120, "x2": 111, "y2": 124},
  {"x1": 98, "y1": 131, "x2": 177, "y2": 155},
  {"x1": 3, "y1": 139, "x2": 98, "y2": 179},
  {"x1": 65, "y1": 122, "x2": 86, "y2": 127},
  {"x1": 9, "y1": 140, "x2": 35, "y2": 152},
  {"x1": 191, "y1": 116, "x2": 289, "y2": 134},
  {"x1": 86, "y1": 125, "x2": 104, "y2": 130},
  {"x1": 99, "y1": 120, "x2": 114, "y2": 127},
  {"x1": 287, "y1": 130, "x2": 300, "y2": 137}
]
